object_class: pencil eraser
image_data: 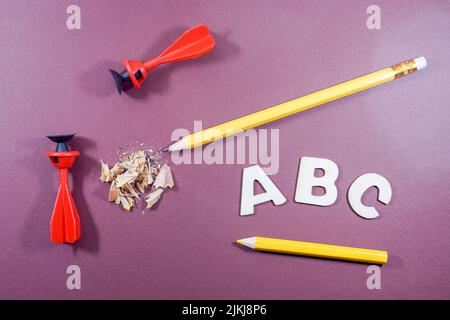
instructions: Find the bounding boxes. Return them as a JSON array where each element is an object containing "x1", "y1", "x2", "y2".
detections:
[{"x1": 414, "y1": 56, "x2": 427, "y2": 70}]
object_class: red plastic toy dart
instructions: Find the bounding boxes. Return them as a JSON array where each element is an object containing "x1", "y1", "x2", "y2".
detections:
[
  {"x1": 46, "y1": 134, "x2": 81, "y2": 244},
  {"x1": 109, "y1": 24, "x2": 215, "y2": 94}
]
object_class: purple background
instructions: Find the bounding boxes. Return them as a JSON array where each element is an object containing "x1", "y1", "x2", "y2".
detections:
[{"x1": 0, "y1": 0, "x2": 449, "y2": 299}]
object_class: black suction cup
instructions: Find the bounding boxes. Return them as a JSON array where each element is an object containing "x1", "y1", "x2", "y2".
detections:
[
  {"x1": 47, "y1": 134, "x2": 75, "y2": 152},
  {"x1": 109, "y1": 69, "x2": 133, "y2": 94}
]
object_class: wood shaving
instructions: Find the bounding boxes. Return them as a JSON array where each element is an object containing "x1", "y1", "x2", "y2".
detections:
[
  {"x1": 145, "y1": 188, "x2": 164, "y2": 209},
  {"x1": 100, "y1": 150, "x2": 174, "y2": 212},
  {"x1": 120, "y1": 195, "x2": 131, "y2": 211},
  {"x1": 152, "y1": 164, "x2": 174, "y2": 189},
  {"x1": 110, "y1": 163, "x2": 124, "y2": 178},
  {"x1": 100, "y1": 160, "x2": 110, "y2": 182},
  {"x1": 108, "y1": 182, "x2": 119, "y2": 202},
  {"x1": 115, "y1": 170, "x2": 139, "y2": 188},
  {"x1": 136, "y1": 181, "x2": 145, "y2": 194}
]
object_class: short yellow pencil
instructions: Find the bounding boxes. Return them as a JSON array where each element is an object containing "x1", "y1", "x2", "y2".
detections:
[
  {"x1": 166, "y1": 57, "x2": 427, "y2": 151},
  {"x1": 236, "y1": 236, "x2": 388, "y2": 265}
]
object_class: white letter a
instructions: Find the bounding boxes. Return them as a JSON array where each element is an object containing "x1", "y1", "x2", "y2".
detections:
[
  {"x1": 66, "y1": 5, "x2": 81, "y2": 30},
  {"x1": 240, "y1": 165, "x2": 286, "y2": 216},
  {"x1": 66, "y1": 265, "x2": 81, "y2": 290},
  {"x1": 366, "y1": 5, "x2": 381, "y2": 30},
  {"x1": 366, "y1": 265, "x2": 381, "y2": 290}
]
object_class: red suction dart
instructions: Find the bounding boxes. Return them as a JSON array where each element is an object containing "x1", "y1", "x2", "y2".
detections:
[
  {"x1": 46, "y1": 134, "x2": 81, "y2": 244},
  {"x1": 109, "y1": 24, "x2": 216, "y2": 94}
]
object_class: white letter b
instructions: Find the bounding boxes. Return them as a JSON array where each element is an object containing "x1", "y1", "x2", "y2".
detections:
[{"x1": 295, "y1": 157, "x2": 339, "y2": 206}]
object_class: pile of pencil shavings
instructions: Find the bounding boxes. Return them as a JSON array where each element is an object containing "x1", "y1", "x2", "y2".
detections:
[{"x1": 100, "y1": 150, "x2": 174, "y2": 211}]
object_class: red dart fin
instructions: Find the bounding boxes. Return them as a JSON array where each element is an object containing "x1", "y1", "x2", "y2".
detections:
[
  {"x1": 50, "y1": 186, "x2": 65, "y2": 244},
  {"x1": 156, "y1": 24, "x2": 215, "y2": 64},
  {"x1": 63, "y1": 185, "x2": 81, "y2": 243},
  {"x1": 122, "y1": 25, "x2": 215, "y2": 91}
]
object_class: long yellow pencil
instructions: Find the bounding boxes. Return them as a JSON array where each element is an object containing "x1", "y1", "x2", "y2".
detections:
[
  {"x1": 165, "y1": 57, "x2": 426, "y2": 151},
  {"x1": 236, "y1": 236, "x2": 388, "y2": 264}
]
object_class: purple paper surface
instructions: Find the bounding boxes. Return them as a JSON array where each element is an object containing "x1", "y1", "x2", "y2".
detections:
[{"x1": 0, "y1": 0, "x2": 449, "y2": 299}]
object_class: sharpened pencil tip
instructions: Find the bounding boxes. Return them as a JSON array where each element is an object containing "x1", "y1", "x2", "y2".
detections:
[{"x1": 235, "y1": 237, "x2": 256, "y2": 249}]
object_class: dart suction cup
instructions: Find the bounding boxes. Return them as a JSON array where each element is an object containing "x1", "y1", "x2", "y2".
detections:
[
  {"x1": 109, "y1": 69, "x2": 134, "y2": 94},
  {"x1": 47, "y1": 134, "x2": 75, "y2": 151},
  {"x1": 110, "y1": 24, "x2": 215, "y2": 94},
  {"x1": 45, "y1": 134, "x2": 81, "y2": 244}
]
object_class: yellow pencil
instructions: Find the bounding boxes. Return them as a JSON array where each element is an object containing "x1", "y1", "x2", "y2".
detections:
[
  {"x1": 236, "y1": 236, "x2": 388, "y2": 264},
  {"x1": 165, "y1": 57, "x2": 427, "y2": 151}
]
